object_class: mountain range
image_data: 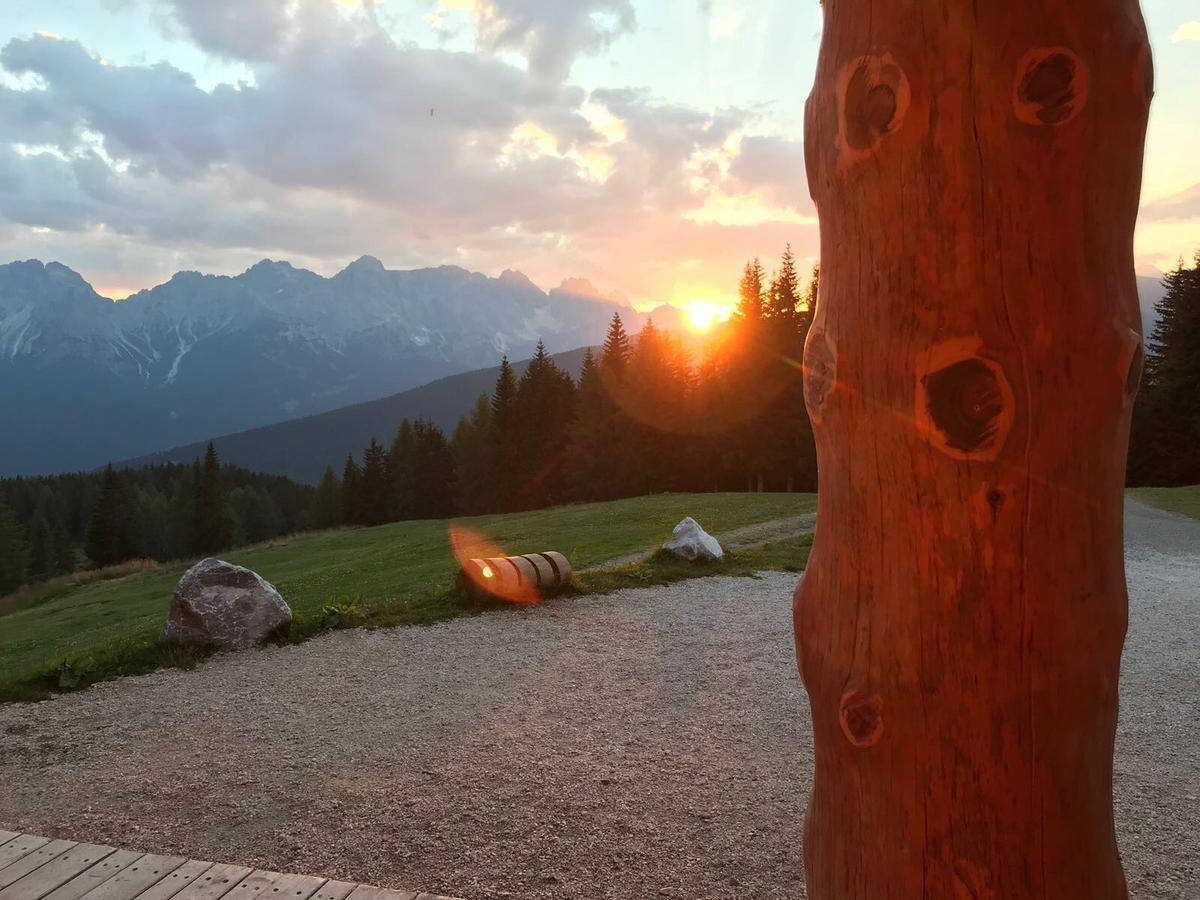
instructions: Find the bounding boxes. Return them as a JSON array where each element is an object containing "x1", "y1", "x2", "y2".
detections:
[
  {"x1": 0, "y1": 259, "x2": 1170, "y2": 480},
  {"x1": 0, "y1": 257, "x2": 679, "y2": 477},
  {"x1": 119, "y1": 347, "x2": 593, "y2": 484}
]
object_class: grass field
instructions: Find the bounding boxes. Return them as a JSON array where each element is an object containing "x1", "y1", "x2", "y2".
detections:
[
  {"x1": 1129, "y1": 485, "x2": 1200, "y2": 521},
  {"x1": 0, "y1": 493, "x2": 815, "y2": 702}
]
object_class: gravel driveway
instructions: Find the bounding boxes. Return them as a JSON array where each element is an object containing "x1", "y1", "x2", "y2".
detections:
[{"x1": 1, "y1": 500, "x2": 1196, "y2": 899}]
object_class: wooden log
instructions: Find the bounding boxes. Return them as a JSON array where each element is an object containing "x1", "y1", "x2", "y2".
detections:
[{"x1": 795, "y1": 1, "x2": 1151, "y2": 897}]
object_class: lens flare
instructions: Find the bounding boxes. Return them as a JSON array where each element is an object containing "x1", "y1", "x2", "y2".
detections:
[{"x1": 449, "y1": 523, "x2": 541, "y2": 604}]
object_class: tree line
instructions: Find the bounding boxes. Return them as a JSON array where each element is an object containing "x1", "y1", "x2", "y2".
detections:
[
  {"x1": 323, "y1": 246, "x2": 819, "y2": 528},
  {"x1": 4, "y1": 247, "x2": 1194, "y2": 594},
  {"x1": 1129, "y1": 253, "x2": 1200, "y2": 485},
  {"x1": 0, "y1": 445, "x2": 313, "y2": 594}
]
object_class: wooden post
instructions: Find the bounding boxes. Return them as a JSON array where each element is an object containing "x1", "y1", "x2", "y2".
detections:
[{"x1": 795, "y1": 1, "x2": 1152, "y2": 897}]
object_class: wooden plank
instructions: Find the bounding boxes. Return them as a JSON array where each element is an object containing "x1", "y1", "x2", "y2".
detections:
[
  {"x1": 0, "y1": 842, "x2": 76, "y2": 890},
  {"x1": 0, "y1": 845, "x2": 115, "y2": 900},
  {"x1": 0, "y1": 837, "x2": 19, "y2": 850},
  {"x1": 226, "y1": 871, "x2": 325, "y2": 900},
  {"x1": 119, "y1": 860, "x2": 211, "y2": 900},
  {"x1": 39, "y1": 851, "x2": 142, "y2": 900},
  {"x1": 308, "y1": 883, "x2": 354, "y2": 900},
  {"x1": 69, "y1": 854, "x2": 186, "y2": 900},
  {"x1": 168, "y1": 864, "x2": 251, "y2": 900},
  {"x1": 344, "y1": 886, "x2": 417, "y2": 900},
  {"x1": 0, "y1": 838, "x2": 51, "y2": 873}
]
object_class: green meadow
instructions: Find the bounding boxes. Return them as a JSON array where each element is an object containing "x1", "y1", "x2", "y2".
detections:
[{"x1": 0, "y1": 492, "x2": 816, "y2": 702}]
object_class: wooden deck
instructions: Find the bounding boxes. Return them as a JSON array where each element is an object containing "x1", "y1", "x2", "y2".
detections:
[{"x1": 0, "y1": 833, "x2": 461, "y2": 900}]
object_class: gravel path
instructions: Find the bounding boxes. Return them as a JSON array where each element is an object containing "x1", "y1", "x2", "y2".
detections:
[{"x1": 1, "y1": 501, "x2": 1196, "y2": 899}]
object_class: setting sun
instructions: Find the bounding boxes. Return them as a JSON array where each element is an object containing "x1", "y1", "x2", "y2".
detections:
[{"x1": 684, "y1": 302, "x2": 732, "y2": 333}]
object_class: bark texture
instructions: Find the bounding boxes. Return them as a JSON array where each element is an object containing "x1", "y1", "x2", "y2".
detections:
[{"x1": 795, "y1": 1, "x2": 1152, "y2": 897}]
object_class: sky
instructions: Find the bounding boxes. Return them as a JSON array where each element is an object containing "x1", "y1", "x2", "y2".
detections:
[{"x1": 0, "y1": 0, "x2": 1197, "y2": 312}]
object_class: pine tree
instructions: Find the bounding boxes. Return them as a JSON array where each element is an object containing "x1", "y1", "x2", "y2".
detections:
[
  {"x1": 388, "y1": 419, "x2": 416, "y2": 519},
  {"x1": 86, "y1": 465, "x2": 140, "y2": 567},
  {"x1": 738, "y1": 259, "x2": 765, "y2": 323},
  {"x1": 342, "y1": 454, "x2": 363, "y2": 525},
  {"x1": 625, "y1": 319, "x2": 690, "y2": 493},
  {"x1": 51, "y1": 521, "x2": 74, "y2": 576},
  {"x1": 0, "y1": 496, "x2": 28, "y2": 594},
  {"x1": 1132, "y1": 254, "x2": 1200, "y2": 485},
  {"x1": 488, "y1": 357, "x2": 521, "y2": 511},
  {"x1": 191, "y1": 444, "x2": 234, "y2": 555},
  {"x1": 310, "y1": 466, "x2": 343, "y2": 529},
  {"x1": 767, "y1": 243, "x2": 802, "y2": 322},
  {"x1": 514, "y1": 340, "x2": 577, "y2": 508},
  {"x1": 600, "y1": 313, "x2": 631, "y2": 378},
  {"x1": 451, "y1": 395, "x2": 494, "y2": 514},
  {"x1": 403, "y1": 421, "x2": 458, "y2": 519},
  {"x1": 359, "y1": 438, "x2": 392, "y2": 526},
  {"x1": 26, "y1": 513, "x2": 52, "y2": 579},
  {"x1": 563, "y1": 349, "x2": 607, "y2": 500}
]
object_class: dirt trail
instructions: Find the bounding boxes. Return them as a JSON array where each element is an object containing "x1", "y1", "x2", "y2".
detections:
[{"x1": 582, "y1": 512, "x2": 817, "y2": 571}]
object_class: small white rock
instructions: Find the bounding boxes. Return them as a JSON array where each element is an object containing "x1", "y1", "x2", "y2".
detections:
[{"x1": 662, "y1": 517, "x2": 724, "y2": 562}]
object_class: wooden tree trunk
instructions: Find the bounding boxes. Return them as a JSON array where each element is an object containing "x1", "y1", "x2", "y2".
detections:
[{"x1": 795, "y1": 2, "x2": 1152, "y2": 897}]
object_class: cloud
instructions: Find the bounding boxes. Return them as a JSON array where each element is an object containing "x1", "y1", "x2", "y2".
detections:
[
  {"x1": 1171, "y1": 21, "x2": 1200, "y2": 42},
  {"x1": 151, "y1": 0, "x2": 333, "y2": 61},
  {"x1": 0, "y1": 21, "x2": 820, "y2": 305},
  {"x1": 726, "y1": 135, "x2": 812, "y2": 212},
  {"x1": 468, "y1": 0, "x2": 636, "y2": 84},
  {"x1": 1140, "y1": 183, "x2": 1200, "y2": 222},
  {"x1": 0, "y1": 0, "x2": 830, "y2": 309}
]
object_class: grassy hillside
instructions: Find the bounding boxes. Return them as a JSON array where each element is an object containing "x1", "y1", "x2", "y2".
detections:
[
  {"x1": 1129, "y1": 485, "x2": 1200, "y2": 520},
  {"x1": 0, "y1": 493, "x2": 815, "y2": 702}
]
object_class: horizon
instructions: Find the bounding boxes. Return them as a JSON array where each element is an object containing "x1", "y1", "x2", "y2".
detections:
[{"x1": 1, "y1": 1, "x2": 1197, "y2": 317}]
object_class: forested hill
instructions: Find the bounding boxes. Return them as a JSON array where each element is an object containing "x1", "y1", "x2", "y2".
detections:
[{"x1": 120, "y1": 347, "x2": 593, "y2": 484}]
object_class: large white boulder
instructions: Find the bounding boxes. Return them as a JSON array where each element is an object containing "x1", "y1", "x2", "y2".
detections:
[
  {"x1": 662, "y1": 517, "x2": 724, "y2": 562},
  {"x1": 162, "y1": 558, "x2": 291, "y2": 649}
]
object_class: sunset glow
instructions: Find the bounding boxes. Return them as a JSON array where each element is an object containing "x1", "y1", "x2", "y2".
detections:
[{"x1": 684, "y1": 302, "x2": 733, "y2": 333}]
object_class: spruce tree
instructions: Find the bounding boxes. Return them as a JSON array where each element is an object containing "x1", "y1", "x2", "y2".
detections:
[
  {"x1": 0, "y1": 496, "x2": 28, "y2": 594},
  {"x1": 26, "y1": 513, "x2": 52, "y2": 579},
  {"x1": 738, "y1": 259, "x2": 765, "y2": 323},
  {"x1": 359, "y1": 438, "x2": 392, "y2": 526},
  {"x1": 52, "y1": 520, "x2": 75, "y2": 576},
  {"x1": 86, "y1": 465, "x2": 139, "y2": 567},
  {"x1": 488, "y1": 357, "x2": 521, "y2": 511},
  {"x1": 404, "y1": 421, "x2": 457, "y2": 519},
  {"x1": 342, "y1": 454, "x2": 363, "y2": 525},
  {"x1": 192, "y1": 444, "x2": 234, "y2": 555},
  {"x1": 563, "y1": 349, "x2": 607, "y2": 500},
  {"x1": 310, "y1": 466, "x2": 343, "y2": 529},
  {"x1": 514, "y1": 340, "x2": 576, "y2": 508},
  {"x1": 600, "y1": 313, "x2": 631, "y2": 378},
  {"x1": 767, "y1": 243, "x2": 802, "y2": 322},
  {"x1": 1132, "y1": 254, "x2": 1200, "y2": 484},
  {"x1": 388, "y1": 419, "x2": 416, "y2": 519},
  {"x1": 451, "y1": 395, "x2": 494, "y2": 514}
]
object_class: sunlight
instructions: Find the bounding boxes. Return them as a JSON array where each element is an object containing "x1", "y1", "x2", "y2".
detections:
[{"x1": 685, "y1": 302, "x2": 732, "y2": 333}]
